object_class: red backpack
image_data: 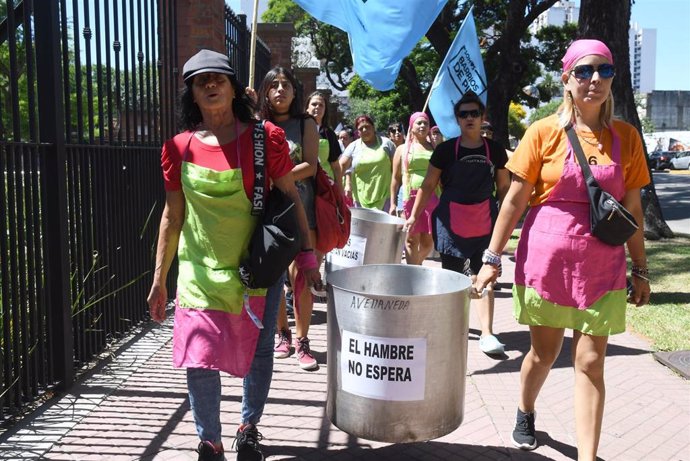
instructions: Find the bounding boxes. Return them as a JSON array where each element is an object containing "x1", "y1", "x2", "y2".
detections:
[{"x1": 314, "y1": 164, "x2": 351, "y2": 254}]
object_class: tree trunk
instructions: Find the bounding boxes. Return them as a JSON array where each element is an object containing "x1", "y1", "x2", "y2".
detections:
[
  {"x1": 485, "y1": 0, "x2": 559, "y2": 147},
  {"x1": 399, "y1": 59, "x2": 427, "y2": 111},
  {"x1": 578, "y1": 0, "x2": 673, "y2": 239}
]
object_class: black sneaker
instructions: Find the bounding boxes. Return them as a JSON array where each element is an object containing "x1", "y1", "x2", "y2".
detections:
[
  {"x1": 233, "y1": 424, "x2": 264, "y2": 461},
  {"x1": 197, "y1": 440, "x2": 224, "y2": 461},
  {"x1": 511, "y1": 408, "x2": 537, "y2": 450}
]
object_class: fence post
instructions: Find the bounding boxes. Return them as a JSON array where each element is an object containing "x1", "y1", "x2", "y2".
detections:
[{"x1": 34, "y1": 1, "x2": 74, "y2": 387}]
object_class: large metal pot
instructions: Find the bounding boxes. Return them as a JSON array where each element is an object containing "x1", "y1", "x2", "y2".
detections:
[
  {"x1": 325, "y1": 208, "x2": 406, "y2": 274},
  {"x1": 326, "y1": 264, "x2": 471, "y2": 443}
]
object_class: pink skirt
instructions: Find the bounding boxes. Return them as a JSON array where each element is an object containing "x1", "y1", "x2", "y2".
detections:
[{"x1": 404, "y1": 191, "x2": 439, "y2": 235}]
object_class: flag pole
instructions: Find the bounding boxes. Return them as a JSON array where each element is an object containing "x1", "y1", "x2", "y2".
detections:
[
  {"x1": 422, "y1": 85, "x2": 435, "y2": 114},
  {"x1": 248, "y1": 0, "x2": 260, "y2": 89}
]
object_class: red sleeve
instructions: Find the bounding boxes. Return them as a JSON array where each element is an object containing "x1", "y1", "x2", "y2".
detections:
[
  {"x1": 264, "y1": 121, "x2": 293, "y2": 182},
  {"x1": 161, "y1": 137, "x2": 183, "y2": 191}
]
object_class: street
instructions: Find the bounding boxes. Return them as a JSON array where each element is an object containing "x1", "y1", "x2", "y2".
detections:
[{"x1": 652, "y1": 171, "x2": 690, "y2": 235}]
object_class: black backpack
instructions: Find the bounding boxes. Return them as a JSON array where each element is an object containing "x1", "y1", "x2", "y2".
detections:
[{"x1": 239, "y1": 122, "x2": 302, "y2": 288}]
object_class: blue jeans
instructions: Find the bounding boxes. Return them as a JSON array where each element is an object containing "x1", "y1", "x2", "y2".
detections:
[{"x1": 187, "y1": 274, "x2": 284, "y2": 443}]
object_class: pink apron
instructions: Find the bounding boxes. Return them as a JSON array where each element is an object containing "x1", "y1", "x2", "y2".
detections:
[{"x1": 515, "y1": 128, "x2": 626, "y2": 310}]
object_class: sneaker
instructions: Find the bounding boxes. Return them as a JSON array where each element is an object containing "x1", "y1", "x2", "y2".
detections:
[
  {"x1": 295, "y1": 336, "x2": 318, "y2": 370},
  {"x1": 274, "y1": 329, "x2": 292, "y2": 359},
  {"x1": 197, "y1": 440, "x2": 224, "y2": 461},
  {"x1": 285, "y1": 290, "x2": 294, "y2": 317},
  {"x1": 479, "y1": 334, "x2": 505, "y2": 354},
  {"x1": 233, "y1": 424, "x2": 264, "y2": 461},
  {"x1": 511, "y1": 408, "x2": 537, "y2": 450}
]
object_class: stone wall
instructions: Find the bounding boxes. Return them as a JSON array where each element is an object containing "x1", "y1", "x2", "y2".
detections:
[{"x1": 647, "y1": 91, "x2": 690, "y2": 131}]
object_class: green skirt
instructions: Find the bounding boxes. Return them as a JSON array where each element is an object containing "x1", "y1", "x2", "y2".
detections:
[{"x1": 513, "y1": 284, "x2": 627, "y2": 336}]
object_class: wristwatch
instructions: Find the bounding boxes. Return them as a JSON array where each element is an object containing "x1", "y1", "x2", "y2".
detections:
[{"x1": 481, "y1": 249, "x2": 501, "y2": 267}]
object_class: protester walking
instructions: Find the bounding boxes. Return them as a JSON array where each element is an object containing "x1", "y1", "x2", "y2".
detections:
[
  {"x1": 429, "y1": 125, "x2": 444, "y2": 145},
  {"x1": 405, "y1": 91, "x2": 510, "y2": 354},
  {"x1": 257, "y1": 67, "x2": 322, "y2": 371},
  {"x1": 146, "y1": 50, "x2": 320, "y2": 461},
  {"x1": 387, "y1": 121, "x2": 406, "y2": 148},
  {"x1": 390, "y1": 112, "x2": 438, "y2": 264},
  {"x1": 474, "y1": 39, "x2": 651, "y2": 459},
  {"x1": 305, "y1": 90, "x2": 343, "y2": 186},
  {"x1": 340, "y1": 115, "x2": 396, "y2": 210},
  {"x1": 338, "y1": 126, "x2": 355, "y2": 150}
]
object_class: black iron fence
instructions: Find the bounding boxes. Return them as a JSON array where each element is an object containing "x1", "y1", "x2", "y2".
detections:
[
  {"x1": 224, "y1": 5, "x2": 271, "y2": 89},
  {"x1": 0, "y1": 0, "x2": 270, "y2": 420}
]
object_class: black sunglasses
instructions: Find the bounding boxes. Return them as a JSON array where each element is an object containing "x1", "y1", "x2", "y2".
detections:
[
  {"x1": 389, "y1": 127, "x2": 403, "y2": 134},
  {"x1": 571, "y1": 63, "x2": 615, "y2": 80},
  {"x1": 457, "y1": 109, "x2": 482, "y2": 119}
]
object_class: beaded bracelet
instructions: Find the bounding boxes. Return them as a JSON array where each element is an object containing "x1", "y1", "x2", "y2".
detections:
[
  {"x1": 484, "y1": 248, "x2": 501, "y2": 259},
  {"x1": 631, "y1": 265, "x2": 650, "y2": 282}
]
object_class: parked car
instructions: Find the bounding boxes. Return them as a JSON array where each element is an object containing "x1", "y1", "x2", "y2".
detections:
[
  {"x1": 670, "y1": 151, "x2": 690, "y2": 170},
  {"x1": 647, "y1": 151, "x2": 677, "y2": 170}
]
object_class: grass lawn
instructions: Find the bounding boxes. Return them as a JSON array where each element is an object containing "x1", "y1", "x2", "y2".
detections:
[
  {"x1": 626, "y1": 236, "x2": 690, "y2": 351},
  {"x1": 504, "y1": 232, "x2": 690, "y2": 351}
]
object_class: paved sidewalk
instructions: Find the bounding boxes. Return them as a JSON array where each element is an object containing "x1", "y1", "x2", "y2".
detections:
[{"x1": 1, "y1": 257, "x2": 688, "y2": 460}]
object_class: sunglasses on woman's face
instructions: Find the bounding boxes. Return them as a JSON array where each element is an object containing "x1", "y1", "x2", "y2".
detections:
[
  {"x1": 389, "y1": 128, "x2": 402, "y2": 134},
  {"x1": 571, "y1": 63, "x2": 615, "y2": 80},
  {"x1": 457, "y1": 109, "x2": 482, "y2": 119}
]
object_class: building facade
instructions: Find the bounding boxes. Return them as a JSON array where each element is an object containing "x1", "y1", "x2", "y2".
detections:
[
  {"x1": 531, "y1": 2, "x2": 657, "y2": 95},
  {"x1": 629, "y1": 23, "x2": 657, "y2": 94},
  {"x1": 529, "y1": 1, "x2": 579, "y2": 35}
]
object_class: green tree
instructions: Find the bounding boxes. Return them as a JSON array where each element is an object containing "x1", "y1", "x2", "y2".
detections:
[
  {"x1": 528, "y1": 99, "x2": 561, "y2": 124},
  {"x1": 534, "y1": 23, "x2": 578, "y2": 73},
  {"x1": 263, "y1": 0, "x2": 352, "y2": 91},
  {"x1": 640, "y1": 117, "x2": 655, "y2": 134},
  {"x1": 508, "y1": 102, "x2": 527, "y2": 140},
  {"x1": 263, "y1": 0, "x2": 567, "y2": 145}
]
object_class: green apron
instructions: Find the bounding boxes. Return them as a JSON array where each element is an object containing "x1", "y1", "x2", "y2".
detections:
[
  {"x1": 177, "y1": 160, "x2": 264, "y2": 312},
  {"x1": 172, "y1": 134, "x2": 266, "y2": 377},
  {"x1": 318, "y1": 137, "x2": 335, "y2": 179},
  {"x1": 403, "y1": 143, "x2": 435, "y2": 200},
  {"x1": 352, "y1": 139, "x2": 392, "y2": 209}
]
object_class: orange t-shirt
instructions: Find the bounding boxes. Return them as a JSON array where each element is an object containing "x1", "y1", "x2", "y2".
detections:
[{"x1": 507, "y1": 114, "x2": 650, "y2": 206}]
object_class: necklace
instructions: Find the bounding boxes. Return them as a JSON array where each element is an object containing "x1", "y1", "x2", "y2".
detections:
[{"x1": 577, "y1": 129, "x2": 604, "y2": 151}]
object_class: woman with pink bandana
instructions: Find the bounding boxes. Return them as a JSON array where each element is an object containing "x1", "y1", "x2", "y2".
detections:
[
  {"x1": 390, "y1": 112, "x2": 439, "y2": 265},
  {"x1": 475, "y1": 40, "x2": 651, "y2": 458}
]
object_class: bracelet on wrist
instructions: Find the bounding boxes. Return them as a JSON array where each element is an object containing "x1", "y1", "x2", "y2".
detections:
[
  {"x1": 301, "y1": 248, "x2": 314, "y2": 253},
  {"x1": 484, "y1": 248, "x2": 501, "y2": 259},
  {"x1": 481, "y1": 249, "x2": 502, "y2": 267},
  {"x1": 631, "y1": 265, "x2": 648, "y2": 276},
  {"x1": 631, "y1": 265, "x2": 649, "y2": 282}
]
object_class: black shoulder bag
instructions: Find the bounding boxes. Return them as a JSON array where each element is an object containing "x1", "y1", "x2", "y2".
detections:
[
  {"x1": 239, "y1": 122, "x2": 302, "y2": 288},
  {"x1": 565, "y1": 123, "x2": 638, "y2": 246}
]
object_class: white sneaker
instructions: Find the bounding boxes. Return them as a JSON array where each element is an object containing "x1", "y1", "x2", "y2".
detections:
[{"x1": 479, "y1": 334, "x2": 505, "y2": 354}]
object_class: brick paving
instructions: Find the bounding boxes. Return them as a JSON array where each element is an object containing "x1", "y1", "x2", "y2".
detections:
[{"x1": 1, "y1": 256, "x2": 688, "y2": 461}]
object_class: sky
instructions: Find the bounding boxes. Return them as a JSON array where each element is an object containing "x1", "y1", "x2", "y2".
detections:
[
  {"x1": 628, "y1": 0, "x2": 690, "y2": 91},
  {"x1": 228, "y1": 0, "x2": 690, "y2": 91}
]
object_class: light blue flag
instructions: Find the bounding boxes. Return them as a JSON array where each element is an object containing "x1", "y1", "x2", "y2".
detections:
[
  {"x1": 428, "y1": 7, "x2": 487, "y2": 139},
  {"x1": 293, "y1": 0, "x2": 448, "y2": 91}
]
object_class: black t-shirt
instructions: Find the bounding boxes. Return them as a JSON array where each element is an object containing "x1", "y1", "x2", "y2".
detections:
[
  {"x1": 321, "y1": 126, "x2": 342, "y2": 163},
  {"x1": 430, "y1": 136, "x2": 508, "y2": 191}
]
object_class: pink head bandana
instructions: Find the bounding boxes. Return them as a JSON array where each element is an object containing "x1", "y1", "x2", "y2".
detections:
[
  {"x1": 561, "y1": 39, "x2": 613, "y2": 71},
  {"x1": 407, "y1": 112, "x2": 429, "y2": 144}
]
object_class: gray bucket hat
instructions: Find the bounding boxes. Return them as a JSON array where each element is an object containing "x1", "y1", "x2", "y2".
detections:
[{"x1": 182, "y1": 49, "x2": 235, "y2": 83}]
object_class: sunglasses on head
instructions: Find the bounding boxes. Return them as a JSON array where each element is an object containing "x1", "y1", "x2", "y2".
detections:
[
  {"x1": 571, "y1": 63, "x2": 615, "y2": 80},
  {"x1": 457, "y1": 109, "x2": 482, "y2": 119}
]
